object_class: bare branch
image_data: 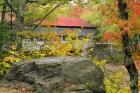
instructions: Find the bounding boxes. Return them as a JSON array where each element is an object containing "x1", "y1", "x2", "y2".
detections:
[
  {"x1": 5, "y1": 0, "x2": 17, "y2": 14},
  {"x1": 32, "y1": 2, "x2": 65, "y2": 31},
  {"x1": 26, "y1": 0, "x2": 38, "y2": 3}
]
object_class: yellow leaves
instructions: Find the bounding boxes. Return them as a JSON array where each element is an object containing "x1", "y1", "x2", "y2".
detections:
[
  {"x1": 29, "y1": 51, "x2": 45, "y2": 58},
  {"x1": 45, "y1": 42, "x2": 73, "y2": 56},
  {"x1": 0, "y1": 50, "x2": 21, "y2": 76},
  {"x1": 41, "y1": 31, "x2": 90, "y2": 56},
  {"x1": 104, "y1": 71, "x2": 130, "y2": 93},
  {"x1": 3, "y1": 53, "x2": 21, "y2": 63},
  {"x1": 91, "y1": 57, "x2": 130, "y2": 93},
  {"x1": 117, "y1": 87, "x2": 130, "y2": 93},
  {"x1": 95, "y1": 60, "x2": 106, "y2": 70},
  {"x1": 17, "y1": 31, "x2": 61, "y2": 41},
  {"x1": 4, "y1": 56, "x2": 19, "y2": 63}
]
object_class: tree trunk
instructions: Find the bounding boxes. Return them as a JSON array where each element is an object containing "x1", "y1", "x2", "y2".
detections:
[
  {"x1": 118, "y1": 0, "x2": 139, "y2": 93},
  {"x1": 1, "y1": 0, "x2": 7, "y2": 23},
  {"x1": 16, "y1": 0, "x2": 25, "y2": 31},
  {"x1": 15, "y1": 0, "x2": 26, "y2": 49},
  {"x1": 10, "y1": 0, "x2": 13, "y2": 29}
]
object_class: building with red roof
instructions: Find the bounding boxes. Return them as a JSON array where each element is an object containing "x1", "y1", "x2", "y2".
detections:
[
  {"x1": 22, "y1": 16, "x2": 97, "y2": 50},
  {"x1": 44, "y1": 16, "x2": 96, "y2": 29},
  {"x1": 37, "y1": 16, "x2": 96, "y2": 28},
  {"x1": 35, "y1": 16, "x2": 97, "y2": 43},
  {"x1": 36, "y1": 16, "x2": 97, "y2": 34}
]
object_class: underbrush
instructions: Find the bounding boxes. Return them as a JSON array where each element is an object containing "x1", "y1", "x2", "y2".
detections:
[
  {"x1": 90, "y1": 57, "x2": 130, "y2": 93},
  {"x1": 0, "y1": 31, "x2": 91, "y2": 77}
]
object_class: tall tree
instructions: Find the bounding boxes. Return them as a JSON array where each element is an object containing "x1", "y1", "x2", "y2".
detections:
[
  {"x1": 118, "y1": 0, "x2": 138, "y2": 93},
  {"x1": 81, "y1": 0, "x2": 139, "y2": 92}
]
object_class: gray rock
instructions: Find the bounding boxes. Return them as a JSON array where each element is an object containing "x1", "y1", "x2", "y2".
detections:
[{"x1": 3, "y1": 57, "x2": 105, "y2": 93}]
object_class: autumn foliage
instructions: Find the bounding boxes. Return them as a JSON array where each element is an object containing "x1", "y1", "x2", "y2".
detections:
[{"x1": 69, "y1": 6, "x2": 83, "y2": 17}]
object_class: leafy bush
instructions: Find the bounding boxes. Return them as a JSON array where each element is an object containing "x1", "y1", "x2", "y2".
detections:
[
  {"x1": 108, "y1": 52, "x2": 123, "y2": 64},
  {"x1": 17, "y1": 30, "x2": 91, "y2": 56},
  {"x1": 90, "y1": 57, "x2": 130, "y2": 93},
  {"x1": 104, "y1": 71, "x2": 130, "y2": 93},
  {"x1": 0, "y1": 30, "x2": 91, "y2": 76},
  {"x1": 0, "y1": 23, "x2": 12, "y2": 58},
  {"x1": 0, "y1": 43, "x2": 31, "y2": 76}
]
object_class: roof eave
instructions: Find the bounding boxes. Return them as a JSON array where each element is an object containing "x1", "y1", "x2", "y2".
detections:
[{"x1": 42, "y1": 25, "x2": 97, "y2": 29}]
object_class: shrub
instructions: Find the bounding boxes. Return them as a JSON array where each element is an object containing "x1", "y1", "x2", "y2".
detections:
[
  {"x1": 0, "y1": 31, "x2": 91, "y2": 76},
  {"x1": 90, "y1": 57, "x2": 130, "y2": 93}
]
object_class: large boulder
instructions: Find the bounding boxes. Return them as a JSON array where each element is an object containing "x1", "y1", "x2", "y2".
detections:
[{"x1": 3, "y1": 57, "x2": 105, "y2": 93}]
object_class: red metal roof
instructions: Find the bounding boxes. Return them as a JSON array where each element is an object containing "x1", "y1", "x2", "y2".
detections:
[{"x1": 41, "y1": 16, "x2": 95, "y2": 28}]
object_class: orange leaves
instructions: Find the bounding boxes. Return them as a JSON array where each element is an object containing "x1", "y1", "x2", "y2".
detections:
[
  {"x1": 118, "y1": 20, "x2": 133, "y2": 33},
  {"x1": 70, "y1": 6, "x2": 83, "y2": 17},
  {"x1": 103, "y1": 31, "x2": 122, "y2": 41},
  {"x1": 104, "y1": 19, "x2": 113, "y2": 25},
  {"x1": 130, "y1": 14, "x2": 140, "y2": 30},
  {"x1": 118, "y1": 20, "x2": 129, "y2": 28},
  {"x1": 127, "y1": 1, "x2": 140, "y2": 30},
  {"x1": 103, "y1": 32, "x2": 112, "y2": 41}
]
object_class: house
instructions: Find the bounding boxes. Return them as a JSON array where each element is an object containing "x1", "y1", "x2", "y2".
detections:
[
  {"x1": 22, "y1": 16, "x2": 97, "y2": 51},
  {"x1": 35, "y1": 16, "x2": 97, "y2": 42}
]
